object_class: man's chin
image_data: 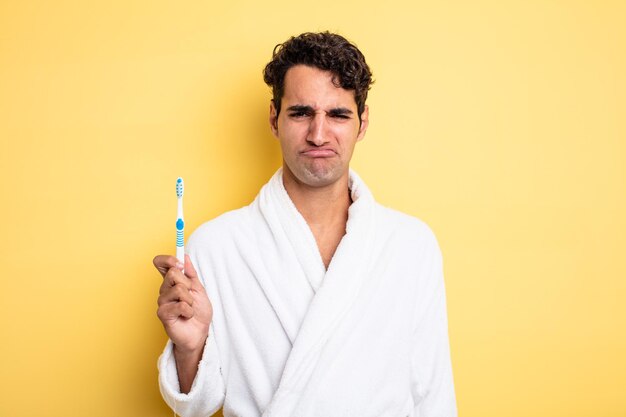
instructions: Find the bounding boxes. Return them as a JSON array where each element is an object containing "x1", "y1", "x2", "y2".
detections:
[
  {"x1": 284, "y1": 160, "x2": 347, "y2": 189},
  {"x1": 299, "y1": 167, "x2": 344, "y2": 188}
]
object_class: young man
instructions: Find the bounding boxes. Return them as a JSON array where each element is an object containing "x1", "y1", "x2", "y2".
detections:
[{"x1": 153, "y1": 32, "x2": 457, "y2": 417}]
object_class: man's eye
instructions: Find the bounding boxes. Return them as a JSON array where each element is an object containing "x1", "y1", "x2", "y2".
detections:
[
  {"x1": 330, "y1": 114, "x2": 350, "y2": 119},
  {"x1": 289, "y1": 112, "x2": 308, "y2": 118}
]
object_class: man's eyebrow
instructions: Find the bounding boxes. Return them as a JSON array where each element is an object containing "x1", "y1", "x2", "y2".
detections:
[
  {"x1": 286, "y1": 105, "x2": 314, "y2": 113},
  {"x1": 286, "y1": 105, "x2": 354, "y2": 116},
  {"x1": 327, "y1": 107, "x2": 353, "y2": 116}
]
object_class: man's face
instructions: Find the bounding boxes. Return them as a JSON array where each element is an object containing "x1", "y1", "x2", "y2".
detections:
[{"x1": 269, "y1": 65, "x2": 369, "y2": 188}]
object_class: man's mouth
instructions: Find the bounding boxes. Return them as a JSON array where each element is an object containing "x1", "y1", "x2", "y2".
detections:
[{"x1": 300, "y1": 148, "x2": 337, "y2": 157}]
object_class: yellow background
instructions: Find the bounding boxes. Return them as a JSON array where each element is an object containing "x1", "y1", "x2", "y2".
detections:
[{"x1": 1, "y1": 1, "x2": 624, "y2": 416}]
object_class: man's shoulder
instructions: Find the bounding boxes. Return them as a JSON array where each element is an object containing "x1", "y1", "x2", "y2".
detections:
[
  {"x1": 375, "y1": 203, "x2": 440, "y2": 249},
  {"x1": 187, "y1": 204, "x2": 254, "y2": 248}
]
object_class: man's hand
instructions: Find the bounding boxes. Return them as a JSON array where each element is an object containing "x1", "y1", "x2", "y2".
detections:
[{"x1": 154, "y1": 254, "x2": 213, "y2": 356}]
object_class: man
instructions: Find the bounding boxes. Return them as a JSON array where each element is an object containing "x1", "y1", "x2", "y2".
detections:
[{"x1": 153, "y1": 32, "x2": 457, "y2": 417}]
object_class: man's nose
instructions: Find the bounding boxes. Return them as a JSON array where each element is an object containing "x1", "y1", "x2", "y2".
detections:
[{"x1": 307, "y1": 112, "x2": 328, "y2": 146}]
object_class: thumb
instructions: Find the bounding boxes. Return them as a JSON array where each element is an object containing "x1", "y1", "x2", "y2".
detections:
[{"x1": 184, "y1": 254, "x2": 200, "y2": 282}]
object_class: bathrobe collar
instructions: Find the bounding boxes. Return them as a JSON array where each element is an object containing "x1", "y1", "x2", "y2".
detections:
[{"x1": 257, "y1": 167, "x2": 378, "y2": 416}]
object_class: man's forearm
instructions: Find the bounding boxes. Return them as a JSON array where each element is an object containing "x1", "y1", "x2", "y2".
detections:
[{"x1": 173, "y1": 338, "x2": 206, "y2": 394}]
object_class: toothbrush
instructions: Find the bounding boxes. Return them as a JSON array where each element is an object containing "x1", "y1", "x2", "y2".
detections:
[{"x1": 176, "y1": 177, "x2": 185, "y2": 272}]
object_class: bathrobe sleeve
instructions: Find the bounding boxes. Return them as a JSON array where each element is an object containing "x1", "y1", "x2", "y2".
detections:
[
  {"x1": 410, "y1": 233, "x2": 457, "y2": 417},
  {"x1": 158, "y1": 327, "x2": 225, "y2": 417},
  {"x1": 157, "y1": 235, "x2": 226, "y2": 417}
]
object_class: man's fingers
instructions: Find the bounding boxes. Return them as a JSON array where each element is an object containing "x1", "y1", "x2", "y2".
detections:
[
  {"x1": 184, "y1": 254, "x2": 201, "y2": 282},
  {"x1": 153, "y1": 254, "x2": 184, "y2": 278},
  {"x1": 160, "y1": 267, "x2": 191, "y2": 294},
  {"x1": 158, "y1": 284, "x2": 194, "y2": 306},
  {"x1": 157, "y1": 302, "x2": 194, "y2": 321},
  {"x1": 184, "y1": 254, "x2": 206, "y2": 291}
]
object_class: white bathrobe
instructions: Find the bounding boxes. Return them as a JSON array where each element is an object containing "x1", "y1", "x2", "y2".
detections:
[{"x1": 158, "y1": 168, "x2": 457, "y2": 417}]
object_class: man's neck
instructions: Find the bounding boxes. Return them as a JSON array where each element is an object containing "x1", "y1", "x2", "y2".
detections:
[
  {"x1": 282, "y1": 166, "x2": 352, "y2": 269},
  {"x1": 282, "y1": 167, "x2": 352, "y2": 228}
]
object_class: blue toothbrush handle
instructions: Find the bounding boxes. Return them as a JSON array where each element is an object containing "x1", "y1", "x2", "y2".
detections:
[{"x1": 176, "y1": 217, "x2": 185, "y2": 267}]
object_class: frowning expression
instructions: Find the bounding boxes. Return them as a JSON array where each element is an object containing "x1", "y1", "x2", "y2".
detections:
[{"x1": 269, "y1": 65, "x2": 369, "y2": 188}]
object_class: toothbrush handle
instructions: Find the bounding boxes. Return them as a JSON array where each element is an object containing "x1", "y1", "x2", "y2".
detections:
[
  {"x1": 176, "y1": 246, "x2": 185, "y2": 271},
  {"x1": 176, "y1": 217, "x2": 185, "y2": 270}
]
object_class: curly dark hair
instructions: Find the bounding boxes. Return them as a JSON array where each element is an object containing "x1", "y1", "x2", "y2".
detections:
[{"x1": 263, "y1": 31, "x2": 373, "y2": 121}]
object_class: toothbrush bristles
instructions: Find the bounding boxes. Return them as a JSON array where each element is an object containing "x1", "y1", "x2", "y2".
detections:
[{"x1": 176, "y1": 177, "x2": 184, "y2": 198}]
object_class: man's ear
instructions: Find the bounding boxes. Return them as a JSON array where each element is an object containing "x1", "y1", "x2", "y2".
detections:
[
  {"x1": 357, "y1": 105, "x2": 369, "y2": 142},
  {"x1": 269, "y1": 100, "x2": 279, "y2": 138}
]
